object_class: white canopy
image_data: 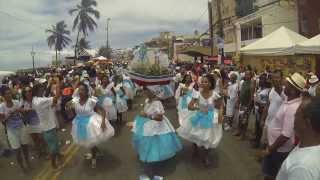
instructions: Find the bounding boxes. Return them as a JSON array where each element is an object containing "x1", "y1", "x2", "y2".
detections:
[
  {"x1": 295, "y1": 34, "x2": 320, "y2": 54},
  {"x1": 240, "y1": 26, "x2": 307, "y2": 56},
  {"x1": 93, "y1": 56, "x2": 108, "y2": 61}
]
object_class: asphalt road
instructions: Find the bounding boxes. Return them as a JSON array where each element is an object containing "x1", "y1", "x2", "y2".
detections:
[{"x1": 0, "y1": 95, "x2": 263, "y2": 180}]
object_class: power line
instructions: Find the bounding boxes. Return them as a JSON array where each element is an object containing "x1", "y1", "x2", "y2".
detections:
[
  {"x1": 192, "y1": 7, "x2": 208, "y2": 30},
  {"x1": 0, "y1": 10, "x2": 49, "y2": 29}
]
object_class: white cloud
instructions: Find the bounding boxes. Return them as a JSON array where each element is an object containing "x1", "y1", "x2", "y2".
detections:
[{"x1": 0, "y1": 0, "x2": 208, "y2": 70}]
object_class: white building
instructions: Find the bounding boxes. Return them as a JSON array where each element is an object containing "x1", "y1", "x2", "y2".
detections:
[{"x1": 211, "y1": 0, "x2": 299, "y2": 57}]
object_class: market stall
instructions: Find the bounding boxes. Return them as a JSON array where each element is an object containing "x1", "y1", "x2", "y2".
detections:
[
  {"x1": 239, "y1": 26, "x2": 313, "y2": 74},
  {"x1": 295, "y1": 34, "x2": 320, "y2": 75}
]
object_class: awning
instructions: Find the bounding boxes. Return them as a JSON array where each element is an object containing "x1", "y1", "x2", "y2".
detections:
[
  {"x1": 295, "y1": 34, "x2": 320, "y2": 54},
  {"x1": 240, "y1": 26, "x2": 307, "y2": 56},
  {"x1": 204, "y1": 56, "x2": 233, "y2": 65},
  {"x1": 93, "y1": 56, "x2": 108, "y2": 61},
  {"x1": 180, "y1": 46, "x2": 218, "y2": 57}
]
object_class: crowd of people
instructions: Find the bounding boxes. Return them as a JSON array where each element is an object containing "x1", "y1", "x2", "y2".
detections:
[{"x1": 0, "y1": 61, "x2": 319, "y2": 179}]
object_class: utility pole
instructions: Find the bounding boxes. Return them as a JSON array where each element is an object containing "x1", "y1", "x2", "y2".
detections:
[
  {"x1": 208, "y1": 1, "x2": 214, "y2": 57},
  {"x1": 106, "y1": 18, "x2": 111, "y2": 58},
  {"x1": 216, "y1": 0, "x2": 224, "y2": 65},
  {"x1": 30, "y1": 46, "x2": 36, "y2": 74}
]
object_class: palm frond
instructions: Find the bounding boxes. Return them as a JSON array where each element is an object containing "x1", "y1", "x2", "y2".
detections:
[
  {"x1": 69, "y1": 8, "x2": 79, "y2": 15},
  {"x1": 72, "y1": 14, "x2": 80, "y2": 31},
  {"x1": 86, "y1": 7, "x2": 100, "y2": 19}
]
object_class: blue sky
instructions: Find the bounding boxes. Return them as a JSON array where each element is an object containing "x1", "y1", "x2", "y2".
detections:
[{"x1": 0, "y1": 0, "x2": 208, "y2": 70}]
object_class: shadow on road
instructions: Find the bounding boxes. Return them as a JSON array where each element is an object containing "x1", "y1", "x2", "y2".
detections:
[
  {"x1": 140, "y1": 156, "x2": 180, "y2": 177},
  {"x1": 80, "y1": 149, "x2": 122, "y2": 176}
]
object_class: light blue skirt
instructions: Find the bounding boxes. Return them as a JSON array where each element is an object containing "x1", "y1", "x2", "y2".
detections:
[{"x1": 132, "y1": 115, "x2": 182, "y2": 163}]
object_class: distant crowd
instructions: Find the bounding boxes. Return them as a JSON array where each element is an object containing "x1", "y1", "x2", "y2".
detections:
[{"x1": 0, "y1": 61, "x2": 319, "y2": 180}]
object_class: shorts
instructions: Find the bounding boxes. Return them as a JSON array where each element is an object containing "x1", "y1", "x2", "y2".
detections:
[
  {"x1": 7, "y1": 126, "x2": 30, "y2": 149},
  {"x1": 262, "y1": 151, "x2": 289, "y2": 178},
  {"x1": 27, "y1": 124, "x2": 42, "y2": 134},
  {"x1": 43, "y1": 128, "x2": 60, "y2": 154}
]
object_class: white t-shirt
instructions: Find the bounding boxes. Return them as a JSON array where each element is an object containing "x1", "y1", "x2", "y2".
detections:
[
  {"x1": 265, "y1": 88, "x2": 284, "y2": 127},
  {"x1": 277, "y1": 145, "x2": 320, "y2": 180},
  {"x1": 32, "y1": 97, "x2": 57, "y2": 131},
  {"x1": 0, "y1": 100, "x2": 23, "y2": 129},
  {"x1": 308, "y1": 85, "x2": 318, "y2": 97}
]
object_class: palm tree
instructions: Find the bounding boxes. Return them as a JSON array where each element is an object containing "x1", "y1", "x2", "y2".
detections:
[
  {"x1": 78, "y1": 37, "x2": 90, "y2": 50},
  {"x1": 46, "y1": 21, "x2": 72, "y2": 66},
  {"x1": 69, "y1": 0, "x2": 100, "y2": 64}
]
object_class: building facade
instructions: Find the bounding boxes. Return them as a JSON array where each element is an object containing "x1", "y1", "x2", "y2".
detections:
[
  {"x1": 297, "y1": 0, "x2": 320, "y2": 38},
  {"x1": 211, "y1": 0, "x2": 299, "y2": 57}
]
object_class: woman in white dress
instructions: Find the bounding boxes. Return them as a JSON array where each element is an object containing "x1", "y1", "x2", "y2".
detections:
[
  {"x1": 67, "y1": 82, "x2": 114, "y2": 168},
  {"x1": 122, "y1": 75, "x2": 135, "y2": 110},
  {"x1": 96, "y1": 76, "x2": 118, "y2": 122},
  {"x1": 128, "y1": 87, "x2": 182, "y2": 164},
  {"x1": 115, "y1": 82, "x2": 128, "y2": 124},
  {"x1": 177, "y1": 74, "x2": 223, "y2": 166},
  {"x1": 175, "y1": 74, "x2": 195, "y2": 125}
]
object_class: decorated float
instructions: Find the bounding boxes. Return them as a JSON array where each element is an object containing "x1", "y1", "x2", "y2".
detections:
[{"x1": 126, "y1": 44, "x2": 174, "y2": 86}]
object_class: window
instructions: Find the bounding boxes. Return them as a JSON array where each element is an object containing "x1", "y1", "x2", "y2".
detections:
[
  {"x1": 301, "y1": 16, "x2": 309, "y2": 34},
  {"x1": 253, "y1": 22, "x2": 262, "y2": 39},
  {"x1": 241, "y1": 20, "x2": 262, "y2": 41}
]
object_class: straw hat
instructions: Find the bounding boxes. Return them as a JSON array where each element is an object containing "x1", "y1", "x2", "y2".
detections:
[
  {"x1": 307, "y1": 71, "x2": 315, "y2": 76},
  {"x1": 308, "y1": 75, "x2": 319, "y2": 84},
  {"x1": 212, "y1": 69, "x2": 221, "y2": 77},
  {"x1": 286, "y1": 72, "x2": 306, "y2": 92}
]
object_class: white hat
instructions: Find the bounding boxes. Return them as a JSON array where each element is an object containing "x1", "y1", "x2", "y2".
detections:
[
  {"x1": 196, "y1": 60, "x2": 201, "y2": 63},
  {"x1": 175, "y1": 66, "x2": 180, "y2": 70},
  {"x1": 39, "y1": 78, "x2": 47, "y2": 84},
  {"x1": 309, "y1": 75, "x2": 319, "y2": 84},
  {"x1": 286, "y1": 72, "x2": 306, "y2": 92}
]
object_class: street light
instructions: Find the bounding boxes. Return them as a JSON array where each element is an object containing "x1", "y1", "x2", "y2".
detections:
[
  {"x1": 30, "y1": 46, "x2": 36, "y2": 74},
  {"x1": 106, "y1": 18, "x2": 111, "y2": 49}
]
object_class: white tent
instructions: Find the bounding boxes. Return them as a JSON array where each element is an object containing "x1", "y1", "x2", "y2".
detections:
[
  {"x1": 240, "y1": 26, "x2": 307, "y2": 56},
  {"x1": 93, "y1": 56, "x2": 108, "y2": 61},
  {"x1": 295, "y1": 34, "x2": 320, "y2": 54}
]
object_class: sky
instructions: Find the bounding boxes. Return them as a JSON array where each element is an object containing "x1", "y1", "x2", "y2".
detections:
[{"x1": 0, "y1": 0, "x2": 209, "y2": 70}]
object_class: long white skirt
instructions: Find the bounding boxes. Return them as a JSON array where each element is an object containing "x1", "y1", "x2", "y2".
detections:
[
  {"x1": 102, "y1": 97, "x2": 118, "y2": 121},
  {"x1": 226, "y1": 98, "x2": 237, "y2": 117},
  {"x1": 177, "y1": 110, "x2": 223, "y2": 149},
  {"x1": 71, "y1": 113, "x2": 114, "y2": 148}
]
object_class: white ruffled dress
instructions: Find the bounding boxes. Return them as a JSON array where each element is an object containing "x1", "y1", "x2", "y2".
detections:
[
  {"x1": 132, "y1": 100, "x2": 182, "y2": 163},
  {"x1": 98, "y1": 83, "x2": 118, "y2": 121},
  {"x1": 114, "y1": 83, "x2": 128, "y2": 113},
  {"x1": 122, "y1": 75, "x2": 135, "y2": 100},
  {"x1": 71, "y1": 97, "x2": 114, "y2": 148},
  {"x1": 177, "y1": 91, "x2": 223, "y2": 149},
  {"x1": 175, "y1": 83, "x2": 195, "y2": 125}
]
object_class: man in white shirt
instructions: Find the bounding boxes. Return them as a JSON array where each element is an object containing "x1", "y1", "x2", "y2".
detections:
[{"x1": 277, "y1": 97, "x2": 320, "y2": 180}]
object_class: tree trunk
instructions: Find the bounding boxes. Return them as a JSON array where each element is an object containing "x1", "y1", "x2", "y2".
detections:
[
  {"x1": 56, "y1": 49, "x2": 58, "y2": 67},
  {"x1": 74, "y1": 29, "x2": 80, "y2": 65}
]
